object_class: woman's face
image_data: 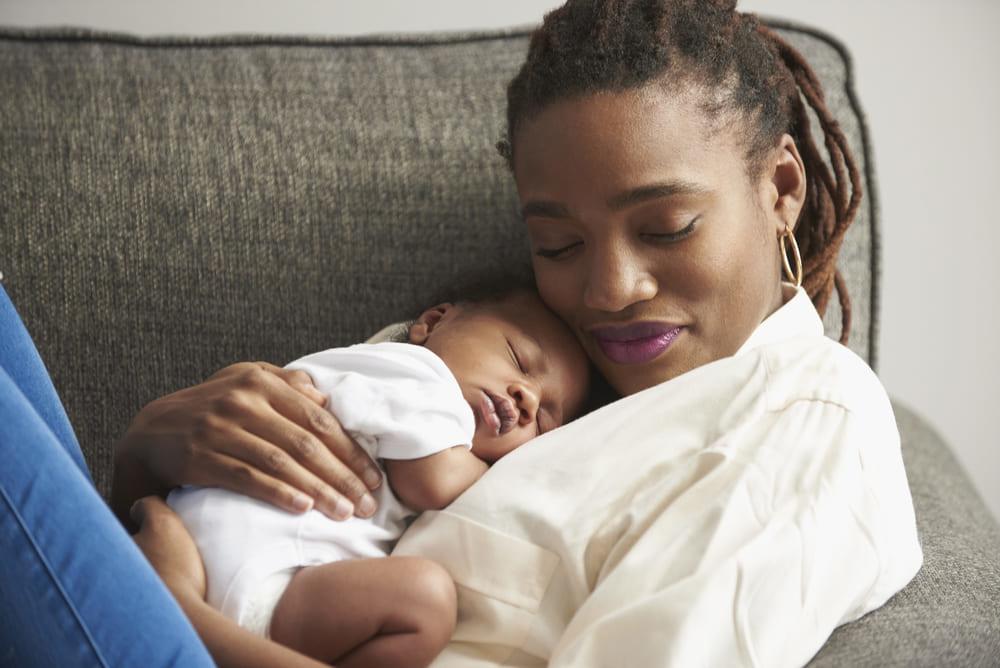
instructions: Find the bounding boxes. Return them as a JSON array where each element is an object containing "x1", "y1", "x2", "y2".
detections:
[{"x1": 512, "y1": 84, "x2": 804, "y2": 395}]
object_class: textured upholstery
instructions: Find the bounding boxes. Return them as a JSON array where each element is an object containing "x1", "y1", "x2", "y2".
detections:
[
  {"x1": 0, "y1": 25, "x2": 876, "y2": 496},
  {"x1": 0, "y1": 23, "x2": 996, "y2": 665},
  {"x1": 810, "y1": 402, "x2": 1000, "y2": 666}
]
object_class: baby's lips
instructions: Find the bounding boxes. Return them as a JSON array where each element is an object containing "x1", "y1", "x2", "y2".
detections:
[
  {"x1": 488, "y1": 391, "x2": 518, "y2": 435},
  {"x1": 477, "y1": 390, "x2": 502, "y2": 436}
]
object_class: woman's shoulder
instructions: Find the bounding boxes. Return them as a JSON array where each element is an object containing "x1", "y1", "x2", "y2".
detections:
[{"x1": 759, "y1": 333, "x2": 892, "y2": 419}]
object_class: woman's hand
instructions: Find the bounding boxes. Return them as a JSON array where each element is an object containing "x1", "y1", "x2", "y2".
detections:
[{"x1": 112, "y1": 362, "x2": 382, "y2": 525}]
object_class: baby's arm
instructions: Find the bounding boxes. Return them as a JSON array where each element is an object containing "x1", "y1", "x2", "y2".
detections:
[{"x1": 384, "y1": 447, "x2": 488, "y2": 511}]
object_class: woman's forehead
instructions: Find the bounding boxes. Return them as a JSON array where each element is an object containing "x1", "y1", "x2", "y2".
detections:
[{"x1": 512, "y1": 85, "x2": 747, "y2": 203}]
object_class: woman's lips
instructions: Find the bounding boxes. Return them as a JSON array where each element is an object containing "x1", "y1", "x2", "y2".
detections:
[{"x1": 589, "y1": 322, "x2": 684, "y2": 365}]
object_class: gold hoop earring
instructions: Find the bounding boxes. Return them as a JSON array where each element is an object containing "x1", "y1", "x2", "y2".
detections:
[{"x1": 780, "y1": 226, "x2": 803, "y2": 288}]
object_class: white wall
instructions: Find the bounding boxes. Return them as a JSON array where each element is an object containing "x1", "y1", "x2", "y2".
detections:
[{"x1": 3, "y1": 0, "x2": 998, "y2": 521}]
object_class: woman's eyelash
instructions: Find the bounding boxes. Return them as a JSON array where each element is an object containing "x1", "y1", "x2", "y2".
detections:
[
  {"x1": 535, "y1": 242, "x2": 581, "y2": 259},
  {"x1": 643, "y1": 216, "x2": 700, "y2": 242},
  {"x1": 535, "y1": 217, "x2": 699, "y2": 258}
]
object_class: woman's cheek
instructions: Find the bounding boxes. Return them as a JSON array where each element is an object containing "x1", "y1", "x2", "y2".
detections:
[{"x1": 533, "y1": 261, "x2": 578, "y2": 322}]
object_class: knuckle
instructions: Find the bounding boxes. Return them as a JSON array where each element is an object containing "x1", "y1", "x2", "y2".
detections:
[
  {"x1": 307, "y1": 482, "x2": 333, "y2": 500},
  {"x1": 279, "y1": 487, "x2": 302, "y2": 509},
  {"x1": 307, "y1": 409, "x2": 337, "y2": 435},
  {"x1": 190, "y1": 411, "x2": 220, "y2": 439},
  {"x1": 239, "y1": 367, "x2": 269, "y2": 389},
  {"x1": 229, "y1": 463, "x2": 256, "y2": 484},
  {"x1": 291, "y1": 433, "x2": 318, "y2": 459},
  {"x1": 216, "y1": 391, "x2": 251, "y2": 415},
  {"x1": 177, "y1": 439, "x2": 200, "y2": 464},
  {"x1": 341, "y1": 445, "x2": 375, "y2": 475},
  {"x1": 338, "y1": 474, "x2": 368, "y2": 501},
  {"x1": 346, "y1": 445, "x2": 373, "y2": 468},
  {"x1": 263, "y1": 448, "x2": 288, "y2": 475},
  {"x1": 285, "y1": 369, "x2": 313, "y2": 387}
]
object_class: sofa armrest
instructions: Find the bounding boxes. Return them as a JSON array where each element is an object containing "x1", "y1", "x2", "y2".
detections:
[{"x1": 808, "y1": 401, "x2": 1000, "y2": 666}]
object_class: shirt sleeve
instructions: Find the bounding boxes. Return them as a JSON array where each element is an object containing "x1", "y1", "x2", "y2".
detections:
[
  {"x1": 548, "y1": 396, "x2": 923, "y2": 668},
  {"x1": 286, "y1": 343, "x2": 475, "y2": 461}
]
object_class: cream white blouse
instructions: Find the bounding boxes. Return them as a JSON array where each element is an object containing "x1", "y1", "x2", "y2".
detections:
[{"x1": 394, "y1": 286, "x2": 923, "y2": 667}]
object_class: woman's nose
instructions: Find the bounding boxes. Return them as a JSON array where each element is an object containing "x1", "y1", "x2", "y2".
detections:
[
  {"x1": 509, "y1": 381, "x2": 540, "y2": 426},
  {"x1": 583, "y1": 242, "x2": 658, "y2": 312}
]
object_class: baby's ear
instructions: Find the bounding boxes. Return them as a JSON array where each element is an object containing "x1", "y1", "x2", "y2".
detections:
[{"x1": 409, "y1": 303, "x2": 455, "y2": 344}]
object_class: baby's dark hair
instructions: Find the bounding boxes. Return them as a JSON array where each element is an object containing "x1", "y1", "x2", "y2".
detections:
[
  {"x1": 423, "y1": 267, "x2": 615, "y2": 414},
  {"x1": 419, "y1": 265, "x2": 539, "y2": 316},
  {"x1": 498, "y1": 0, "x2": 861, "y2": 343}
]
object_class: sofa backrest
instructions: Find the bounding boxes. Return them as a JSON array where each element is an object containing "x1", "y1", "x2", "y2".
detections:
[{"x1": 0, "y1": 24, "x2": 879, "y2": 496}]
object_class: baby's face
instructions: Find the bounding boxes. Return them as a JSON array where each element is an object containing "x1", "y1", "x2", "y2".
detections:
[{"x1": 413, "y1": 292, "x2": 590, "y2": 463}]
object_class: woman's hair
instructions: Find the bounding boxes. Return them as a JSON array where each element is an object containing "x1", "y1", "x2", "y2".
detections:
[{"x1": 498, "y1": 0, "x2": 861, "y2": 343}]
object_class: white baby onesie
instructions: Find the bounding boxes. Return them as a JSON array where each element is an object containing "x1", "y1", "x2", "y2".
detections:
[{"x1": 167, "y1": 342, "x2": 475, "y2": 636}]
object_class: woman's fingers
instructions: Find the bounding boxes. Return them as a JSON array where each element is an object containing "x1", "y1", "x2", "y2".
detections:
[
  {"x1": 207, "y1": 425, "x2": 363, "y2": 520},
  {"x1": 115, "y1": 360, "x2": 385, "y2": 521},
  {"x1": 218, "y1": 367, "x2": 383, "y2": 513},
  {"x1": 254, "y1": 362, "x2": 329, "y2": 408},
  {"x1": 209, "y1": 361, "x2": 327, "y2": 407},
  {"x1": 260, "y1": 380, "x2": 382, "y2": 489}
]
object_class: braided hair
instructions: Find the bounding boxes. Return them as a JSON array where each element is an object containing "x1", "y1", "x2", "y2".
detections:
[{"x1": 498, "y1": 0, "x2": 861, "y2": 343}]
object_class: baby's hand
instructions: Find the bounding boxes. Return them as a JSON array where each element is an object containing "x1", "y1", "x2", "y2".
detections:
[{"x1": 131, "y1": 496, "x2": 207, "y2": 603}]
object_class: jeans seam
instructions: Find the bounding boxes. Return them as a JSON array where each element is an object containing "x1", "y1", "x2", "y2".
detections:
[{"x1": 0, "y1": 484, "x2": 110, "y2": 668}]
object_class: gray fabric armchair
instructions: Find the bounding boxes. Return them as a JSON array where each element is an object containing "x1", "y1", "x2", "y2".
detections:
[{"x1": 1, "y1": 22, "x2": 997, "y2": 666}]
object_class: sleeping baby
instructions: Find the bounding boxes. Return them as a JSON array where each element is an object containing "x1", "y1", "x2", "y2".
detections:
[{"x1": 167, "y1": 286, "x2": 590, "y2": 667}]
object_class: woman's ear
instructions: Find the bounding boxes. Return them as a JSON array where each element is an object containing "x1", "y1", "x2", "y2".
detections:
[
  {"x1": 767, "y1": 133, "x2": 807, "y2": 235},
  {"x1": 408, "y1": 303, "x2": 456, "y2": 344}
]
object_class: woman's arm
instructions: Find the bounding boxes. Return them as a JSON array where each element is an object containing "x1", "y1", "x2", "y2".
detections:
[
  {"x1": 384, "y1": 447, "x2": 489, "y2": 511},
  {"x1": 112, "y1": 362, "x2": 384, "y2": 528},
  {"x1": 131, "y1": 496, "x2": 329, "y2": 668}
]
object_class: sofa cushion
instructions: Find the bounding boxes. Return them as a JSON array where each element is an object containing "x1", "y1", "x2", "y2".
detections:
[{"x1": 0, "y1": 24, "x2": 877, "y2": 497}]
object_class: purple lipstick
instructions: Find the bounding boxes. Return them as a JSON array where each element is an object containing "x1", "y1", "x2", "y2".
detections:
[{"x1": 590, "y1": 322, "x2": 684, "y2": 365}]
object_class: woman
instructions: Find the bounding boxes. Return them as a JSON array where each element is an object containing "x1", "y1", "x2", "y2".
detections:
[{"x1": 1, "y1": 1, "x2": 920, "y2": 666}]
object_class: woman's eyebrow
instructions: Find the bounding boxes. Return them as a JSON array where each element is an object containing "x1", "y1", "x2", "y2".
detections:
[
  {"x1": 521, "y1": 181, "x2": 708, "y2": 220},
  {"x1": 521, "y1": 200, "x2": 570, "y2": 220},
  {"x1": 607, "y1": 181, "x2": 709, "y2": 211}
]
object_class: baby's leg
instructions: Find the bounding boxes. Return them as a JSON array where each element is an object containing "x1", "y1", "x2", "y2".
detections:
[{"x1": 269, "y1": 555, "x2": 456, "y2": 668}]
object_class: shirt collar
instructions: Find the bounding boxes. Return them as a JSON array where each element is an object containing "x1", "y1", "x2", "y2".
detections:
[{"x1": 735, "y1": 283, "x2": 824, "y2": 357}]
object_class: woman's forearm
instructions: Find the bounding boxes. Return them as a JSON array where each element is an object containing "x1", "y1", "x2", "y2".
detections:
[{"x1": 174, "y1": 590, "x2": 328, "y2": 668}]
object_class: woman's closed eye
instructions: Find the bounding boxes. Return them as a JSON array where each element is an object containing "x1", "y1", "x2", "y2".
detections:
[
  {"x1": 533, "y1": 216, "x2": 699, "y2": 258},
  {"x1": 640, "y1": 216, "x2": 700, "y2": 243},
  {"x1": 535, "y1": 240, "x2": 582, "y2": 260}
]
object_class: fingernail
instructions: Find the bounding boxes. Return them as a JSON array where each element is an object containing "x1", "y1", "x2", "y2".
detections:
[
  {"x1": 357, "y1": 494, "x2": 377, "y2": 517},
  {"x1": 333, "y1": 497, "x2": 354, "y2": 520},
  {"x1": 291, "y1": 494, "x2": 313, "y2": 512},
  {"x1": 364, "y1": 469, "x2": 382, "y2": 489}
]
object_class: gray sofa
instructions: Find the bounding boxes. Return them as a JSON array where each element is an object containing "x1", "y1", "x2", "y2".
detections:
[{"x1": 1, "y1": 22, "x2": 997, "y2": 667}]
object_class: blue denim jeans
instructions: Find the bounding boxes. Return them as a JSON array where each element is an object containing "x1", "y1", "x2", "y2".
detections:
[{"x1": 0, "y1": 285, "x2": 213, "y2": 667}]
